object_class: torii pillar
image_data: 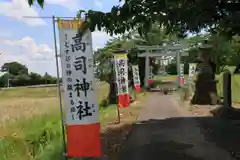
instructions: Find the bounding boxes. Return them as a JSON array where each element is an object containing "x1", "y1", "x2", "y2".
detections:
[
  {"x1": 145, "y1": 55, "x2": 150, "y2": 88},
  {"x1": 176, "y1": 51, "x2": 181, "y2": 87}
]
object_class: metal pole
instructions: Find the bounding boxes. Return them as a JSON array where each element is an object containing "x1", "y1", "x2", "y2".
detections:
[
  {"x1": 111, "y1": 57, "x2": 120, "y2": 124},
  {"x1": 52, "y1": 15, "x2": 68, "y2": 160},
  {"x1": 23, "y1": 16, "x2": 76, "y2": 19}
]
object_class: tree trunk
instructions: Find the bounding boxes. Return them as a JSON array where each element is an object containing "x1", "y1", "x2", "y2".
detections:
[
  {"x1": 108, "y1": 80, "x2": 118, "y2": 104},
  {"x1": 106, "y1": 65, "x2": 118, "y2": 105}
]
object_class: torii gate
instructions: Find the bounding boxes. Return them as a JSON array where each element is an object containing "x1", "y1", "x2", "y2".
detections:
[{"x1": 137, "y1": 44, "x2": 189, "y2": 88}]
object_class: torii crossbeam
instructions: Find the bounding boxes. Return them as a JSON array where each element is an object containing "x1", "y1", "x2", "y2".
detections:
[{"x1": 136, "y1": 44, "x2": 189, "y2": 88}]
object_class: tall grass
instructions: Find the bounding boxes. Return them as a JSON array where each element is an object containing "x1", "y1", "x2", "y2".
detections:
[
  {"x1": 0, "y1": 83, "x2": 118, "y2": 160},
  {"x1": 217, "y1": 74, "x2": 240, "y2": 103},
  {"x1": 0, "y1": 107, "x2": 116, "y2": 160}
]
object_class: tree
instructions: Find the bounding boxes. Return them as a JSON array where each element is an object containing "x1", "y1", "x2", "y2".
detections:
[
  {"x1": 12, "y1": 74, "x2": 31, "y2": 86},
  {"x1": 1, "y1": 62, "x2": 28, "y2": 76},
  {"x1": 28, "y1": 72, "x2": 42, "y2": 85},
  {"x1": 230, "y1": 35, "x2": 240, "y2": 67},
  {"x1": 94, "y1": 25, "x2": 174, "y2": 104},
  {"x1": 42, "y1": 72, "x2": 57, "y2": 84},
  {"x1": 94, "y1": 39, "x2": 125, "y2": 104},
  {"x1": 29, "y1": 0, "x2": 240, "y2": 38},
  {"x1": 0, "y1": 62, "x2": 57, "y2": 87},
  {"x1": 82, "y1": 1, "x2": 240, "y2": 37},
  {"x1": 0, "y1": 73, "x2": 14, "y2": 87},
  {"x1": 165, "y1": 33, "x2": 240, "y2": 74},
  {"x1": 208, "y1": 34, "x2": 234, "y2": 73}
]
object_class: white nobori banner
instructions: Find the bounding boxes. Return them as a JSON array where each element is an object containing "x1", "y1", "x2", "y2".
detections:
[
  {"x1": 132, "y1": 65, "x2": 141, "y2": 92},
  {"x1": 188, "y1": 63, "x2": 197, "y2": 83},
  {"x1": 58, "y1": 21, "x2": 99, "y2": 125},
  {"x1": 114, "y1": 53, "x2": 130, "y2": 107},
  {"x1": 57, "y1": 19, "x2": 101, "y2": 157}
]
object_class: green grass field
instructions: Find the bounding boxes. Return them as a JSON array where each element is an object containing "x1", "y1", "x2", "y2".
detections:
[
  {"x1": 217, "y1": 74, "x2": 240, "y2": 103},
  {"x1": 0, "y1": 83, "x2": 118, "y2": 160}
]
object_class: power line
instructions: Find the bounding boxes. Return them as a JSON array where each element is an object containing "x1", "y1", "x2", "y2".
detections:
[{"x1": 22, "y1": 16, "x2": 79, "y2": 20}]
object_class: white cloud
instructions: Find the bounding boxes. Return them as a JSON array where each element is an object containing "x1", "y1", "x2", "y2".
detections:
[
  {"x1": 0, "y1": 0, "x2": 81, "y2": 26},
  {"x1": 94, "y1": 0, "x2": 103, "y2": 9},
  {"x1": 0, "y1": 31, "x2": 111, "y2": 75},
  {"x1": 0, "y1": 37, "x2": 56, "y2": 75},
  {"x1": 92, "y1": 31, "x2": 112, "y2": 50},
  {"x1": 46, "y1": 0, "x2": 80, "y2": 11},
  {"x1": 1, "y1": 37, "x2": 54, "y2": 60},
  {"x1": 0, "y1": 0, "x2": 46, "y2": 26}
]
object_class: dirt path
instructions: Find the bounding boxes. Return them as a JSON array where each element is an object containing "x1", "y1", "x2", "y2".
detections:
[{"x1": 120, "y1": 92, "x2": 233, "y2": 160}]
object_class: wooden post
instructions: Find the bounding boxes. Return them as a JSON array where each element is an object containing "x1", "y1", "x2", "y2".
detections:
[{"x1": 223, "y1": 71, "x2": 232, "y2": 107}]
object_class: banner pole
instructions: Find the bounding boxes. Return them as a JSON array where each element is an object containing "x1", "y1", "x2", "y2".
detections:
[
  {"x1": 52, "y1": 15, "x2": 68, "y2": 160},
  {"x1": 113, "y1": 56, "x2": 121, "y2": 124}
]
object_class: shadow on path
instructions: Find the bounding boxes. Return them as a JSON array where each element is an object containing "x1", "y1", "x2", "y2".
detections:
[
  {"x1": 119, "y1": 93, "x2": 240, "y2": 160},
  {"x1": 120, "y1": 117, "x2": 240, "y2": 160}
]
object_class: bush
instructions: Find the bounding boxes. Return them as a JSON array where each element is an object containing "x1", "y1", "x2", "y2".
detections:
[
  {"x1": 99, "y1": 97, "x2": 109, "y2": 108},
  {"x1": 0, "y1": 72, "x2": 57, "y2": 87}
]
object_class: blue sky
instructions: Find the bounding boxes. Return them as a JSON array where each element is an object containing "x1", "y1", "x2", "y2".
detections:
[{"x1": 0, "y1": 0, "x2": 117, "y2": 76}]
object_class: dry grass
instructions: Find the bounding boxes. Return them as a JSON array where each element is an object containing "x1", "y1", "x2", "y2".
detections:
[
  {"x1": 0, "y1": 83, "x2": 109, "y2": 124},
  {"x1": 0, "y1": 83, "x2": 109, "y2": 138},
  {"x1": 0, "y1": 97, "x2": 58, "y2": 126}
]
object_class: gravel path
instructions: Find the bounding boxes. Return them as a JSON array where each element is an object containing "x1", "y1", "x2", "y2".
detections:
[{"x1": 120, "y1": 93, "x2": 233, "y2": 160}]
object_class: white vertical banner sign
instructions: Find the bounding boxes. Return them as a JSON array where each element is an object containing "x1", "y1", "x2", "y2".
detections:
[
  {"x1": 180, "y1": 63, "x2": 185, "y2": 85},
  {"x1": 148, "y1": 66, "x2": 153, "y2": 85},
  {"x1": 57, "y1": 19, "x2": 101, "y2": 158},
  {"x1": 188, "y1": 63, "x2": 197, "y2": 83},
  {"x1": 114, "y1": 53, "x2": 130, "y2": 107},
  {"x1": 132, "y1": 65, "x2": 141, "y2": 92}
]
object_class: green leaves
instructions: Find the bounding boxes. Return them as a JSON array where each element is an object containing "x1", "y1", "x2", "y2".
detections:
[
  {"x1": 26, "y1": 0, "x2": 240, "y2": 37},
  {"x1": 28, "y1": 0, "x2": 44, "y2": 8},
  {"x1": 37, "y1": 0, "x2": 44, "y2": 8},
  {"x1": 28, "y1": 0, "x2": 34, "y2": 6},
  {"x1": 77, "y1": 10, "x2": 86, "y2": 18},
  {"x1": 137, "y1": 26, "x2": 143, "y2": 37}
]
